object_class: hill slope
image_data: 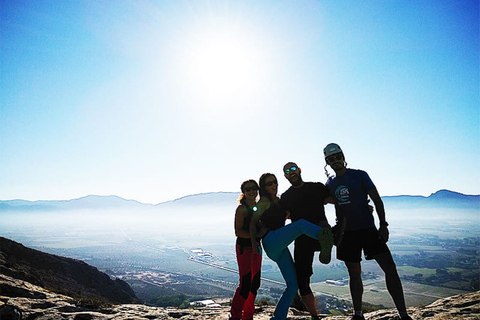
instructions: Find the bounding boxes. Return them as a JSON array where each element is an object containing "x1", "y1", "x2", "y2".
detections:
[{"x1": 0, "y1": 237, "x2": 138, "y2": 304}]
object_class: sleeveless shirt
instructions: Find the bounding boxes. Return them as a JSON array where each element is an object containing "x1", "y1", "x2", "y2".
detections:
[
  {"x1": 259, "y1": 201, "x2": 287, "y2": 231},
  {"x1": 236, "y1": 204, "x2": 255, "y2": 247}
]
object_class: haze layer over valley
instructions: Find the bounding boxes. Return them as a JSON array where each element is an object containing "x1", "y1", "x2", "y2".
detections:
[{"x1": 0, "y1": 190, "x2": 478, "y2": 310}]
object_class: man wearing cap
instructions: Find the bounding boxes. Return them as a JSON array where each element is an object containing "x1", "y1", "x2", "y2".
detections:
[
  {"x1": 323, "y1": 143, "x2": 412, "y2": 320},
  {"x1": 280, "y1": 162, "x2": 333, "y2": 320}
]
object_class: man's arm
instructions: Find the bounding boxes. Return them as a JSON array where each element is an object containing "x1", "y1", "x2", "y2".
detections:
[
  {"x1": 367, "y1": 188, "x2": 386, "y2": 223},
  {"x1": 367, "y1": 188, "x2": 389, "y2": 242}
]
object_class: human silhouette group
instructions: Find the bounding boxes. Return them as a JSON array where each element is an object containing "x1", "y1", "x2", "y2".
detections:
[{"x1": 229, "y1": 143, "x2": 413, "y2": 320}]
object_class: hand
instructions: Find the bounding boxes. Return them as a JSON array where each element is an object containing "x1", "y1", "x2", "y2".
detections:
[
  {"x1": 379, "y1": 225, "x2": 389, "y2": 243},
  {"x1": 253, "y1": 244, "x2": 262, "y2": 255},
  {"x1": 252, "y1": 241, "x2": 261, "y2": 254},
  {"x1": 332, "y1": 223, "x2": 345, "y2": 246},
  {"x1": 367, "y1": 199, "x2": 374, "y2": 213},
  {"x1": 256, "y1": 226, "x2": 268, "y2": 238},
  {"x1": 333, "y1": 215, "x2": 347, "y2": 246}
]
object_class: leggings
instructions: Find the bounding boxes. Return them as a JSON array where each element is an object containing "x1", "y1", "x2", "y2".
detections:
[
  {"x1": 261, "y1": 219, "x2": 322, "y2": 320},
  {"x1": 230, "y1": 244, "x2": 262, "y2": 319}
]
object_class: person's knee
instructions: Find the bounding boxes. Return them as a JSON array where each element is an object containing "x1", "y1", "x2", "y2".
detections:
[
  {"x1": 285, "y1": 282, "x2": 299, "y2": 296},
  {"x1": 293, "y1": 219, "x2": 309, "y2": 232},
  {"x1": 251, "y1": 271, "x2": 261, "y2": 294},
  {"x1": 297, "y1": 274, "x2": 312, "y2": 296},
  {"x1": 376, "y1": 254, "x2": 400, "y2": 278},
  {"x1": 346, "y1": 263, "x2": 362, "y2": 279},
  {"x1": 384, "y1": 267, "x2": 400, "y2": 279},
  {"x1": 239, "y1": 272, "x2": 252, "y2": 298},
  {"x1": 298, "y1": 277, "x2": 312, "y2": 295},
  {"x1": 284, "y1": 274, "x2": 299, "y2": 294},
  {"x1": 299, "y1": 286, "x2": 312, "y2": 296}
]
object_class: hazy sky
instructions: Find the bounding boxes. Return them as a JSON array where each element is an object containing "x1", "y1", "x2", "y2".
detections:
[{"x1": 1, "y1": 0, "x2": 479, "y2": 204}]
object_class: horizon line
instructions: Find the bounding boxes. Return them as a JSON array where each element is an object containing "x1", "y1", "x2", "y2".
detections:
[{"x1": 1, "y1": 189, "x2": 479, "y2": 206}]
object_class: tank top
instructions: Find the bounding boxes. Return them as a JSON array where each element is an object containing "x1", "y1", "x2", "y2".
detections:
[
  {"x1": 236, "y1": 204, "x2": 255, "y2": 247},
  {"x1": 259, "y1": 200, "x2": 286, "y2": 231}
]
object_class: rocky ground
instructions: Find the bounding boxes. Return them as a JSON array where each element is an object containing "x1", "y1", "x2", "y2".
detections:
[{"x1": 1, "y1": 273, "x2": 479, "y2": 320}]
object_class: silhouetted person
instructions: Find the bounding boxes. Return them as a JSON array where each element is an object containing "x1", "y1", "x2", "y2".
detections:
[
  {"x1": 250, "y1": 173, "x2": 333, "y2": 320},
  {"x1": 230, "y1": 179, "x2": 262, "y2": 320},
  {"x1": 280, "y1": 162, "x2": 332, "y2": 319},
  {"x1": 323, "y1": 143, "x2": 412, "y2": 320}
]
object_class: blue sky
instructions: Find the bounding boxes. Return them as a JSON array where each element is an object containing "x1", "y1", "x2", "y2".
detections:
[{"x1": 1, "y1": 0, "x2": 478, "y2": 204}]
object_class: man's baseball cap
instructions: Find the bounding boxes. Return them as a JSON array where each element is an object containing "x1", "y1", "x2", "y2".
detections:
[{"x1": 323, "y1": 143, "x2": 343, "y2": 158}]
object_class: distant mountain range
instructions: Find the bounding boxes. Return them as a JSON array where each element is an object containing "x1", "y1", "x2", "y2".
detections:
[
  {"x1": 0, "y1": 189, "x2": 478, "y2": 212},
  {"x1": 382, "y1": 189, "x2": 480, "y2": 210}
]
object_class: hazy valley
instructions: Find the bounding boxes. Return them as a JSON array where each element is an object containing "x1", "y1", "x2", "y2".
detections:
[{"x1": 0, "y1": 190, "x2": 478, "y2": 313}]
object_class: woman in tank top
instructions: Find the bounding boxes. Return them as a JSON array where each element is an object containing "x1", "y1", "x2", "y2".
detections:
[
  {"x1": 229, "y1": 179, "x2": 262, "y2": 320},
  {"x1": 250, "y1": 173, "x2": 334, "y2": 320}
]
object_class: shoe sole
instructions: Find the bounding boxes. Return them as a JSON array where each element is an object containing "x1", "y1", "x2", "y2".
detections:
[{"x1": 319, "y1": 228, "x2": 334, "y2": 264}]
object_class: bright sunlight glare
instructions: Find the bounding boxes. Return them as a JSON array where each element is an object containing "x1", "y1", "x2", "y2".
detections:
[{"x1": 177, "y1": 26, "x2": 268, "y2": 101}]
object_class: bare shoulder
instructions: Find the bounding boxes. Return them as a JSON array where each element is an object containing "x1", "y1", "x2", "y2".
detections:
[
  {"x1": 256, "y1": 196, "x2": 271, "y2": 211},
  {"x1": 235, "y1": 204, "x2": 248, "y2": 216}
]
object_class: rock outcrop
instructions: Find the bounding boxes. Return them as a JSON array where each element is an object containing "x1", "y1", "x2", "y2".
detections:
[
  {"x1": 0, "y1": 237, "x2": 138, "y2": 304},
  {"x1": 1, "y1": 273, "x2": 479, "y2": 320},
  {"x1": 1, "y1": 237, "x2": 479, "y2": 319}
]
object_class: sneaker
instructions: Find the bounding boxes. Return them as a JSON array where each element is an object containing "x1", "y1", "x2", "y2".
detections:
[
  {"x1": 350, "y1": 315, "x2": 365, "y2": 320},
  {"x1": 318, "y1": 227, "x2": 334, "y2": 264}
]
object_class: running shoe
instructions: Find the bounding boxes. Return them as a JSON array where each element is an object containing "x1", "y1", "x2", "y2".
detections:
[{"x1": 318, "y1": 227, "x2": 334, "y2": 264}]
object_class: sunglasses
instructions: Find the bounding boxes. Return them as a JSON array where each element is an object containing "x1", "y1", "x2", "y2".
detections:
[
  {"x1": 244, "y1": 186, "x2": 258, "y2": 192},
  {"x1": 284, "y1": 166, "x2": 298, "y2": 175},
  {"x1": 265, "y1": 180, "x2": 278, "y2": 187},
  {"x1": 327, "y1": 154, "x2": 343, "y2": 162}
]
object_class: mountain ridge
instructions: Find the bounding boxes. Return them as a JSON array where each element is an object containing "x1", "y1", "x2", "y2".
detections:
[{"x1": 1, "y1": 189, "x2": 478, "y2": 212}]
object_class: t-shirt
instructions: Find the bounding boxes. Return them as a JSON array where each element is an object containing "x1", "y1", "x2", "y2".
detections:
[
  {"x1": 281, "y1": 182, "x2": 330, "y2": 248},
  {"x1": 281, "y1": 182, "x2": 330, "y2": 225},
  {"x1": 326, "y1": 169, "x2": 376, "y2": 231}
]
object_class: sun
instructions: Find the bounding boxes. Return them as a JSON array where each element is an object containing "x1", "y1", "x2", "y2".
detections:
[
  {"x1": 175, "y1": 24, "x2": 268, "y2": 101},
  {"x1": 192, "y1": 33, "x2": 252, "y2": 93}
]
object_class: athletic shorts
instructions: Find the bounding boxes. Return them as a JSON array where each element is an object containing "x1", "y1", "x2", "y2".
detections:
[{"x1": 336, "y1": 228, "x2": 390, "y2": 262}]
